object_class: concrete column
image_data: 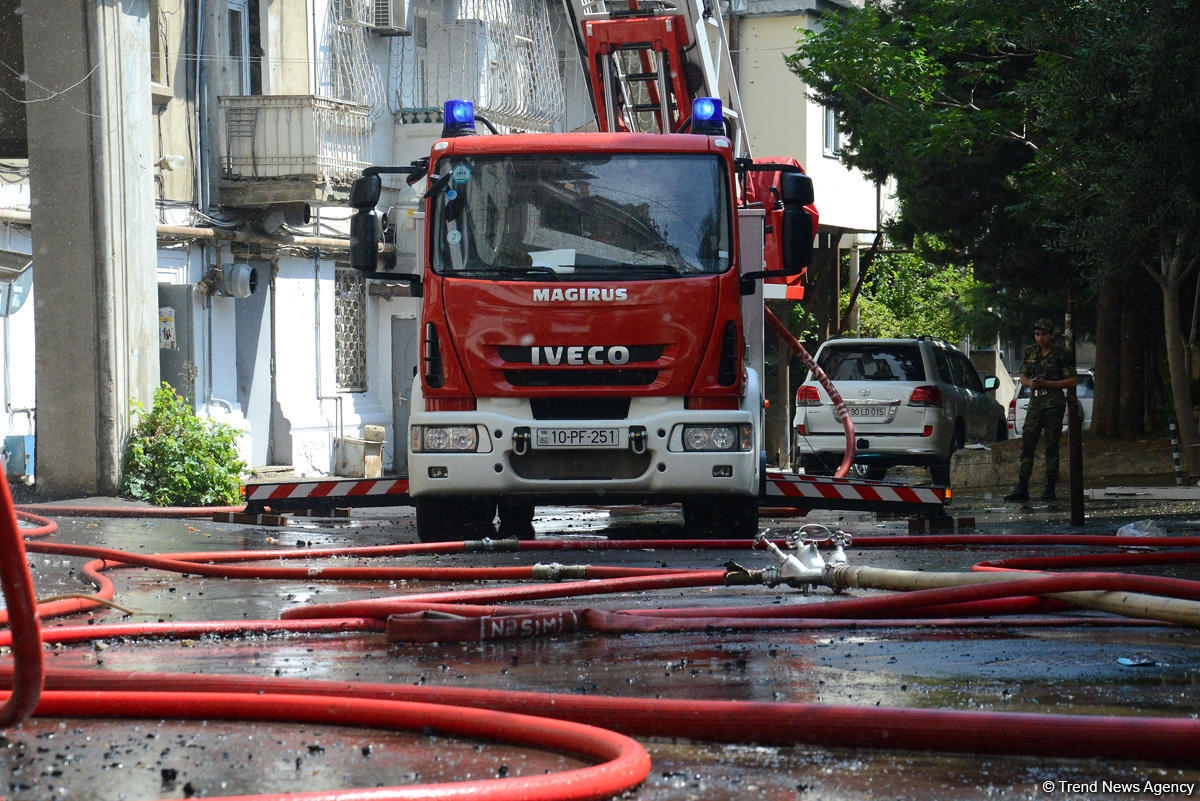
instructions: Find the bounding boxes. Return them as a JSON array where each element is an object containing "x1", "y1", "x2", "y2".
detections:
[{"x1": 24, "y1": 1, "x2": 158, "y2": 496}]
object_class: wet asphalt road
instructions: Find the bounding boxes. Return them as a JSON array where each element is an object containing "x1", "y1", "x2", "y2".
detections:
[{"x1": 4, "y1": 487, "x2": 1200, "y2": 801}]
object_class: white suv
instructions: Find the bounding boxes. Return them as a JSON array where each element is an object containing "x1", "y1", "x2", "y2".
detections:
[{"x1": 793, "y1": 336, "x2": 1008, "y2": 484}]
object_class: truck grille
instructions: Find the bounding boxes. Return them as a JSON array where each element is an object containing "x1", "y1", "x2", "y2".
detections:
[
  {"x1": 510, "y1": 449, "x2": 651, "y2": 480},
  {"x1": 497, "y1": 345, "x2": 663, "y2": 389},
  {"x1": 530, "y1": 398, "x2": 631, "y2": 420},
  {"x1": 505, "y1": 369, "x2": 657, "y2": 387}
]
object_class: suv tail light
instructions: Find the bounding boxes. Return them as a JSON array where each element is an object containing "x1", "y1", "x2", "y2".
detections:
[
  {"x1": 795, "y1": 385, "x2": 822, "y2": 407},
  {"x1": 908, "y1": 385, "x2": 943, "y2": 407},
  {"x1": 1007, "y1": 397, "x2": 1016, "y2": 430}
]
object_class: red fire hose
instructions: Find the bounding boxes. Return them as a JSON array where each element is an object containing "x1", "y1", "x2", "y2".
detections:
[
  {"x1": 0, "y1": 471, "x2": 42, "y2": 727},
  {"x1": 765, "y1": 306, "x2": 856, "y2": 477},
  {"x1": 16, "y1": 667, "x2": 1200, "y2": 768},
  {"x1": 28, "y1": 689, "x2": 651, "y2": 801},
  {"x1": 7, "y1": 493, "x2": 1200, "y2": 780}
]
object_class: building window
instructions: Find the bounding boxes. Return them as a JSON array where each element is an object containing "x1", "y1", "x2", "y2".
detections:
[
  {"x1": 149, "y1": 0, "x2": 173, "y2": 104},
  {"x1": 823, "y1": 106, "x2": 842, "y2": 158},
  {"x1": 335, "y1": 267, "x2": 368, "y2": 392},
  {"x1": 150, "y1": 0, "x2": 165, "y2": 86},
  {"x1": 227, "y1": 0, "x2": 251, "y2": 95}
]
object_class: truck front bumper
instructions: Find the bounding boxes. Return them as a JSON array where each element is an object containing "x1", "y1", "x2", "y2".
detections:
[{"x1": 407, "y1": 399, "x2": 761, "y2": 503}]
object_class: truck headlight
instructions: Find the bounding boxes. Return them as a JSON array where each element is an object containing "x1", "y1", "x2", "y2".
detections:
[
  {"x1": 412, "y1": 425, "x2": 479, "y2": 452},
  {"x1": 681, "y1": 424, "x2": 751, "y2": 451}
]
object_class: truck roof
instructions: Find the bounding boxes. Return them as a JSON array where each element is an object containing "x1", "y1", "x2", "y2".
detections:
[{"x1": 432, "y1": 131, "x2": 733, "y2": 157}]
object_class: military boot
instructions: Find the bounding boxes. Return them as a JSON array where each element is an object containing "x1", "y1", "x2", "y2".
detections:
[
  {"x1": 1004, "y1": 483, "x2": 1030, "y2": 502},
  {"x1": 1040, "y1": 484, "x2": 1057, "y2": 501}
]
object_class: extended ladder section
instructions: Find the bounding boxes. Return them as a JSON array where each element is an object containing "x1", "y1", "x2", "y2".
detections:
[{"x1": 564, "y1": 0, "x2": 751, "y2": 156}]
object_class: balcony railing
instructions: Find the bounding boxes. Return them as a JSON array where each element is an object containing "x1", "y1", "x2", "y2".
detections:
[{"x1": 219, "y1": 95, "x2": 372, "y2": 206}]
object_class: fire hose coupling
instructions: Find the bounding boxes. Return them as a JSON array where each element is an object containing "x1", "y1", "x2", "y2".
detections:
[
  {"x1": 463, "y1": 537, "x2": 522, "y2": 552},
  {"x1": 746, "y1": 524, "x2": 854, "y2": 591},
  {"x1": 532, "y1": 562, "x2": 591, "y2": 581}
]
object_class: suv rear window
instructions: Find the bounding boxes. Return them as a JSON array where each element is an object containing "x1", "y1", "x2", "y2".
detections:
[{"x1": 816, "y1": 344, "x2": 925, "y2": 382}]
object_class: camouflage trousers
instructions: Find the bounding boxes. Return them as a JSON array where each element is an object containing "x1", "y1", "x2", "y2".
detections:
[{"x1": 1018, "y1": 403, "x2": 1066, "y2": 487}]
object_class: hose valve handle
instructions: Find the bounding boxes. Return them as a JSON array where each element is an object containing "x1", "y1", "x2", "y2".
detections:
[{"x1": 828, "y1": 528, "x2": 853, "y2": 566}]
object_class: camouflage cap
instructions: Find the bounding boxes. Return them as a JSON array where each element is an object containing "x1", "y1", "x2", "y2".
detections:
[{"x1": 1034, "y1": 318, "x2": 1055, "y2": 332}]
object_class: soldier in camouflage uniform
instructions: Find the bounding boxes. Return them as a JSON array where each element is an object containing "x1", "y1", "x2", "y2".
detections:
[{"x1": 1005, "y1": 318, "x2": 1076, "y2": 502}]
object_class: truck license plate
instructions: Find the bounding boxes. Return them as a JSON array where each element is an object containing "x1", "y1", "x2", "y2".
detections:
[{"x1": 534, "y1": 427, "x2": 621, "y2": 448}]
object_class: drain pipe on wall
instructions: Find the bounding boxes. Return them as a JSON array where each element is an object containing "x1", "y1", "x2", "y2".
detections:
[
  {"x1": 201, "y1": 241, "x2": 235, "y2": 416},
  {"x1": 313, "y1": 246, "x2": 344, "y2": 446}
]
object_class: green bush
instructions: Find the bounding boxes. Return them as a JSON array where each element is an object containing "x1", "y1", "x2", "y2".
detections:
[{"x1": 122, "y1": 382, "x2": 247, "y2": 506}]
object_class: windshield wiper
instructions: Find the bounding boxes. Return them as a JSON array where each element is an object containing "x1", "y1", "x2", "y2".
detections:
[
  {"x1": 446, "y1": 268, "x2": 507, "y2": 279},
  {"x1": 512, "y1": 265, "x2": 562, "y2": 280},
  {"x1": 447, "y1": 266, "x2": 562, "y2": 281},
  {"x1": 626, "y1": 263, "x2": 689, "y2": 277}
]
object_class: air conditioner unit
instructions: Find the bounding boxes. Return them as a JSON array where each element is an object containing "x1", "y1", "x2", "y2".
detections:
[{"x1": 369, "y1": 0, "x2": 411, "y2": 33}]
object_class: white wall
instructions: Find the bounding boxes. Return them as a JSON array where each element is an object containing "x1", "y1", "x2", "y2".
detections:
[{"x1": 736, "y1": 13, "x2": 880, "y2": 233}]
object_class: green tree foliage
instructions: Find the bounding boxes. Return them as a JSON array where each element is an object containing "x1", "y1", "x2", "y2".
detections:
[
  {"x1": 122, "y1": 383, "x2": 246, "y2": 507},
  {"x1": 786, "y1": 0, "x2": 1067, "y2": 294},
  {"x1": 787, "y1": 0, "x2": 1200, "y2": 463},
  {"x1": 846, "y1": 249, "x2": 987, "y2": 342}
]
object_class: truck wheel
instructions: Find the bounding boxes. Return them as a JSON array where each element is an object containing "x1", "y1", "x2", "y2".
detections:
[
  {"x1": 414, "y1": 497, "x2": 497, "y2": 543},
  {"x1": 682, "y1": 497, "x2": 760, "y2": 539},
  {"x1": 497, "y1": 503, "x2": 536, "y2": 540}
]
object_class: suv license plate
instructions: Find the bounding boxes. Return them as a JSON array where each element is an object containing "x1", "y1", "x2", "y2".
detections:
[
  {"x1": 847, "y1": 403, "x2": 890, "y2": 419},
  {"x1": 534, "y1": 427, "x2": 621, "y2": 449}
]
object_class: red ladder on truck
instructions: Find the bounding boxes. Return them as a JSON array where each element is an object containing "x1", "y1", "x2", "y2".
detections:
[{"x1": 565, "y1": 0, "x2": 750, "y2": 154}]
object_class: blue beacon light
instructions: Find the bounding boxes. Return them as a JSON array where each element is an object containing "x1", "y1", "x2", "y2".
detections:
[
  {"x1": 442, "y1": 100, "x2": 477, "y2": 137},
  {"x1": 691, "y1": 97, "x2": 723, "y2": 135}
]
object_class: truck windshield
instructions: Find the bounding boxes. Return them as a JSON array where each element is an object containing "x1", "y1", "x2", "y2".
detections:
[{"x1": 428, "y1": 153, "x2": 731, "y2": 278}]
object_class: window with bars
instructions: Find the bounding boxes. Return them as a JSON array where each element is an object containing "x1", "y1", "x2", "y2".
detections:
[{"x1": 335, "y1": 267, "x2": 368, "y2": 392}]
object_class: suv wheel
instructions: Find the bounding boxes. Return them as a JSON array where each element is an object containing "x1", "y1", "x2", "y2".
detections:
[
  {"x1": 929, "y1": 427, "x2": 964, "y2": 486},
  {"x1": 851, "y1": 463, "x2": 888, "y2": 481}
]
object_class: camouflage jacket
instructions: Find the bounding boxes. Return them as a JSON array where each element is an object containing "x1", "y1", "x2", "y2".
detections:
[{"x1": 1021, "y1": 342, "x2": 1076, "y2": 411}]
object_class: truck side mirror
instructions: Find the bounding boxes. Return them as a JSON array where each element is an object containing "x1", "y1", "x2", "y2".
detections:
[
  {"x1": 780, "y1": 172, "x2": 815, "y2": 273},
  {"x1": 349, "y1": 209, "x2": 382, "y2": 272},
  {"x1": 781, "y1": 171, "x2": 814, "y2": 206},
  {"x1": 777, "y1": 172, "x2": 816, "y2": 272},
  {"x1": 347, "y1": 172, "x2": 421, "y2": 292},
  {"x1": 349, "y1": 173, "x2": 383, "y2": 272},
  {"x1": 349, "y1": 173, "x2": 382, "y2": 210}
]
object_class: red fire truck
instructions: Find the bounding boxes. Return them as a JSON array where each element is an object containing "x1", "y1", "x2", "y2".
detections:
[{"x1": 347, "y1": 0, "x2": 817, "y2": 542}]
